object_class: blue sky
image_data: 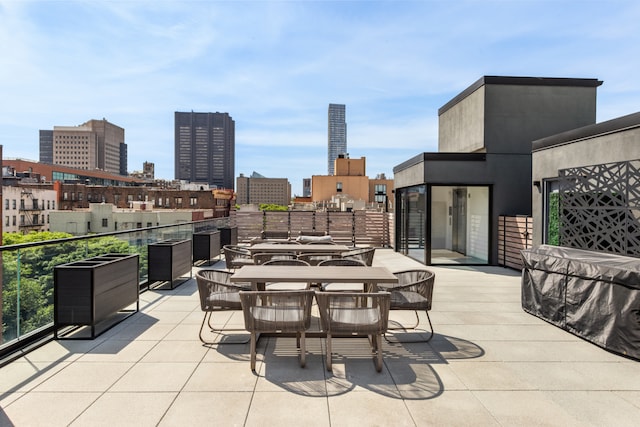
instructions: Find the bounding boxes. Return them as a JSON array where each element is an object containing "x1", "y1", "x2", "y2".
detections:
[{"x1": 2, "y1": 0, "x2": 640, "y2": 196}]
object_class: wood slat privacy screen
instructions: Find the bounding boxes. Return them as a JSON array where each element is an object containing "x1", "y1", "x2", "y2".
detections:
[{"x1": 498, "y1": 215, "x2": 532, "y2": 269}]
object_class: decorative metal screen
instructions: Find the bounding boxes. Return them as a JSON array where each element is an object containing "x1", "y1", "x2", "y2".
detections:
[{"x1": 558, "y1": 159, "x2": 640, "y2": 257}]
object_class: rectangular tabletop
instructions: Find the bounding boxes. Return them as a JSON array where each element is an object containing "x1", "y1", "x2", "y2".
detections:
[
  {"x1": 230, "y1": 265, "x2": 398, "y2": 289},
  {"x1": 249, "y1": 243, "x2": 350, "y2": 254}
]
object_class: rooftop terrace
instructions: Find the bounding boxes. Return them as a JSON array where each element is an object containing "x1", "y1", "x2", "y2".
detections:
[{"x1": 1, "y1": 249, "x2": 638, "y2": 426}]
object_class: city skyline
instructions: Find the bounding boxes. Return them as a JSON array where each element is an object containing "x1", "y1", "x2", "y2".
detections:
[{"x1": 2, "y1": 1, "x2": 640, "y2": 195}]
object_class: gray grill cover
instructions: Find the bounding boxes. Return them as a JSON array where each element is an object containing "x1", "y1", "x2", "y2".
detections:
[{"x1": 521, "y1": 245, "x2": 640, "y2": 360}]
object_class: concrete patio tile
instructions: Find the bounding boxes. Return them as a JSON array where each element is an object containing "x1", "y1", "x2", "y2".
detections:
[
  {"x1": 255, "y1": 358, "x2": 328, "y2": 396},
  {"x1": 70, "y1": 392, "x2": 177, "y2": 427},
  {"x1": 327, "y1": 391, "x2": 414, "y2": 427},
  {"x1": 442, "y1": 310, "x2": 544, "y2": 325},
  {"x1": 20, "y1": 339, "x2": 102, "y2": 363},
  {"x1": 201, "y1": 341, "x2": 254, "y2": 363},
  {"x1": 33, "y1": 362, "x2": 133, "y2": 392},
  {"x1": 324, "y1": 358, "x2": 400, "y2": 397},
  {"x1": 511, "y1": 361, "x2": 640, "y2": 390},
  {"x1": 473, "y1": 390, "x2": 589, "y2": 426},
  {"x1": 182, "y1": 362, "x2": 258, "y2": 392},
  {"x1": 159, "y1": 391, "x2": 251, "y2": 426},
  {"x1": 615, "y1": 391, "x2": 640, "y2": 409},
  {"x1": 162, "y1": 322, "x2": 208, "y2": 341},
  {"x1": 245, "y1": 391, "x2": 330, "y2": 427},
  {"x1": 546, "y1": 391, "x2": 640, "y2": 427},
  {"x1": 103, "y1": 322, "x2": 176, "y2": 341},
  {"x1": 2, "y1": 391, "x2": 101, "y2": 426},
  {"x1": 0, "y1": 360, "x2": 70, "y2": 393},
  {"x1": 146, "y1": 299, "x2": 198, "y2": 313},
  {"x1": 474, "y1": 339, "x2": 629, "y2": 363},
  {"x1": 446, "y1": 361, "x2": 535, "y2": 390},
  {"x1": 404, "y1": 390, "x2": 499, "y2": 426},
  {"x1": 110, "y1": 362, "x2": 197, "y2": 392},
  {"x1": 131, "y1": 309, "x2": 190, "y2": 325},
  {"x1": 434, "y1": 301, "x2": 524, "y2": 313},
  {"x1": 76, "y1": 339, "x2": 158, "y2": 363},
  {"x1": 435, "y1": 323, "x2": 572, "y2": 342},
  {"x1": 139, "y1": 340, "x2": 208, "y2": 363}
]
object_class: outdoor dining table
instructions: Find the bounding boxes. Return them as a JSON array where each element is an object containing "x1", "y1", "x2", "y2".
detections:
[
  {"x1": 248, "y1": 243, "x2": 351, "y2": 255},
  {"x1": 230, "y1": 265, "x2": 398, "y2": 291}
]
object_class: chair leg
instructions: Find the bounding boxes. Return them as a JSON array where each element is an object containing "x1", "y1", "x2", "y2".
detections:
[
  {"x1": 325, "y1": 334, "x2": 332, "y2": 371},
  {"x1": 199, "y1": 312, "x2": 215, "y2": 344},
  {"x1": 250, "y1": 332, "x2": 257, "y2": 372},
  {"x1": 299, "y1": 332, "x2": 306, "y2": 368},
  {"x1": 374, "y1": 334, "x2": 383, "y2": 372},
  {"x1": 204, "y1": 310, "x2": 250, "y2": 344},
  {"x1": 384, "y1": 310, "x2": 434, "y2": 343}
]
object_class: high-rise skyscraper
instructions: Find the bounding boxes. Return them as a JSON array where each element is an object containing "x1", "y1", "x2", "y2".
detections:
[
  {"x1": 174, "y1": 111, "x2": 235, "y2": 189},
  {"x1": 327, "y1": 103, "x2": 347, "y2": 175},
  {"x1": 39, "y1": 119, "x2": 127, "y2": 175}
]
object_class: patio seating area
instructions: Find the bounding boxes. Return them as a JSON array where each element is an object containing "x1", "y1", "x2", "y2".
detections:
[{"x1": 1, "y1": 249, "x2": 639, "y2": 426}]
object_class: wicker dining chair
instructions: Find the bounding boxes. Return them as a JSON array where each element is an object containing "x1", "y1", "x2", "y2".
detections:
[
  {"x1": 253, "y1": 252, "x2": 297, "y2": 265},
  {"x1": 195, "y1": 269, "x2": 252, "y2": 344},
  {"x1": 377, "y1": 269, "x2": 436, "y2": 342},
  {"x1": 261, "y1": 258, "x2": 311, "y2": 290},
  {"x1": 317, "y1": 258, "x2": 367, "y2": 291},
  {"x1": 223, "y1": 245, "x2": 255, "y2": 271},
  {"x1": 239, "y1": 289, "x2": 316, "y2": 371},
  {"x1": 297, "y1": 252, "x2": 342, "y2": 266},
  {"x1": 315, "y1": 291, "x2": 390, "y2": 372},
  {"x1": 342, "y1": 247, "x2": 376, "y2": 266}
]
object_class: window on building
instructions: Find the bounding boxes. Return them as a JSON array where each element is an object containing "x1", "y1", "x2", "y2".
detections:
[
  {"x1": 102, "y1": 218, "x2": 108, "y2": 227},
  {"x1": 374, "y1": 184, "x2": 387, "y2": 203},
  {"x1": 20, "y1": 215, "x2": 25, "y2": 226},
  {"x1": 33, "y1": 199, "x2": 39, "y2": 209},
  {"x1": 146, "y1": 222, "x2": 152, "y2": 228},
  {"x1": 190, "y1": 197, "x2": 197, "y2": 206},
  {"x1": 4, "y1": 199, "x2": 8, "y2": 210},
  {"x1": 33, "y1": 214, "x2": 39, "y2": 225},
  {"x1": 52, "y1": 201, "x2": 55, "y2": 209},
  {"x1": 136, "y1": 222, "x2": 142, "y2": 228},
  {"x1": 336, "y1": 182, "x2": 343, "y2": 192},
  {"x1": 12, "y1": 199, "x2": 16, "y2": 209},
  {"x1": 88, "y1": 222, "x2": 91, "y2": 231},
  {"x1": 5, "y1": 216, "x2": 9, "y2": 226},
  {"x1": 63, "y1": 192, "x2": 68, "y2": 201},
  {"x1": 174, "y1": 197, "x2": 182, "y2": 206},
  {"x1": 20, "y1": 199, "x2": 25, "y2": 210},
  {"x1": 12, "y1": 216, "x2": 16, "y2": 226},
  {"x1": 157, "y1": 197, "x2": 162, "y2": 206},
  {"x1": 127, "y1": 194, "x2": 134, "y2": 202},
  {"x1": 78, "y1": 192, "x2": 83, "y2": 201}
]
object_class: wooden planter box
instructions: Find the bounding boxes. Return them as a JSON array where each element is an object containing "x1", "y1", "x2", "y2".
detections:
[
  {"x1": 192, "y1": 230, "x2": 221, "y2": 266},
  {"x1": 54, "y1": 253, "x2": 139, "y2": 339},
  {"x1": 148, "y1": 239, "x2": 192, "y2": 289}
]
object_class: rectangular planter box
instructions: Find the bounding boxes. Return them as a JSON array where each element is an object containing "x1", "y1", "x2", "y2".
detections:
[
  {"x1": 54, "y1": 253, "x2": 139, "y2": 339},
  {"x1": 192, "y1": 230, "x2": 221, "y2": 266},
  {"x1": 148, "y1": 239, "x2": 192, "y2": 289},
  {"x1": 219, "y1": 226, "x2": 238, "y2": 247}
]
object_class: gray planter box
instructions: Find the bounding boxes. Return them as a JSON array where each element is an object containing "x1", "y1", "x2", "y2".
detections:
[
  {"x1": 220, "y1": 226, "x2": 238, "y2": 247},
  {"x1": 192, "y1": 230, "x2": 221, "y2": 266},
  {"x1": 148, "y1": 239, "x2": 192, "y2": 289},
  {"x1": 54, "y1": 253, "x2": 139, "y2": 339}
]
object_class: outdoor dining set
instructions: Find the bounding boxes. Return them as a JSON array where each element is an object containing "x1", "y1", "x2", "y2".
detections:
[{"x1": 195, "y1": 238, "x2": 436, "y2": 372}]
